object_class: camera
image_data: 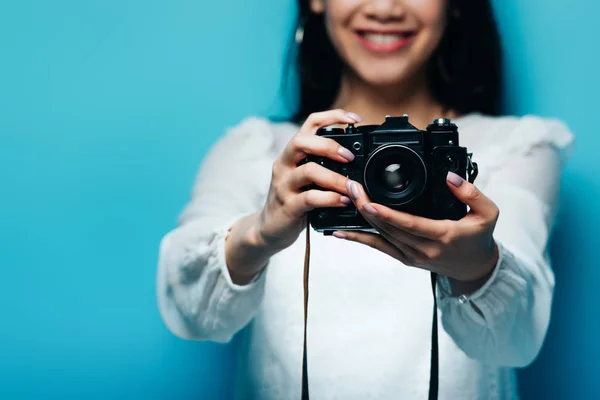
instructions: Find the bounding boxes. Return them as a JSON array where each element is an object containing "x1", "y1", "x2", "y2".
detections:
[{"x1": 306, "y1": 115, "x2": 478, "y2": 235}]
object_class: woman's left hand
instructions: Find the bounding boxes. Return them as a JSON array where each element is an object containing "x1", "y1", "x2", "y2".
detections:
[{"x1": 337, "y1": 171, "x2": 500, "y2": 283}]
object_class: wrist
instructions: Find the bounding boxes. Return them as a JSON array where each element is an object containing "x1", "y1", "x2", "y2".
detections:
[
  {"x1": 249, "y1": 212, "x2": 286, "y2": 254},
  {"x1": 449, "y1": 241, "x2": 499, "y2": 296},
  {"x1": 253, "y1": 209, "x2": 296, "y2": 253},
  {"x1": 225, "y1": 214, "x2": 274, "y2": 285}
]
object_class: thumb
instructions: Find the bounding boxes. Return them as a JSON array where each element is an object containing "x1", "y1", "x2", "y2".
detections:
[{"x1": 446, "y1": 171, "x2": 497, "y2": 219}]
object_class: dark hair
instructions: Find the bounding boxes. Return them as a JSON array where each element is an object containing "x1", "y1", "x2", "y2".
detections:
[{"x1": 289, "y1": 0, "x2": 503, "y2": 123}]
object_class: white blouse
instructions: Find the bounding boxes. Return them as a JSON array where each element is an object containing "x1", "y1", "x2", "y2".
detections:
[{"x1": 156, "y1": 113, "x2": 574, "y2": 400}]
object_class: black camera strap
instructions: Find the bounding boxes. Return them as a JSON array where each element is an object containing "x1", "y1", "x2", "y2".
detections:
[
  {"x1": 302, "y1": 221, "x2": 311, "y2": 400},
  {"x1": 300, "y1": 224, "x2": 439, "y2": 400},
  {"x1": 429, "y1": 272, "x2": 439, "y2": 400},
  {"x1": 425, "y1": 155, "x2": 478, "y2": 400}
]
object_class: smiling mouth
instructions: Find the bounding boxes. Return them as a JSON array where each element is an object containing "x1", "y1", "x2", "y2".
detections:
[{"x1": 355, "y1": 30, "x2": 416, "y2": 53}]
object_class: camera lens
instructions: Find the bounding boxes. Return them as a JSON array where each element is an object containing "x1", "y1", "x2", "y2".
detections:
[
  {"x1": 383, "y1": 163, "x2": 411, "y2": 192},
  {"x1": 364, "y1": 145, "x2": 427, "y2": 206}
]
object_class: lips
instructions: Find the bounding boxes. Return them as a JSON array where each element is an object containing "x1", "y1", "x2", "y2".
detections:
[{"x1": 355, "y1": 30, "x2": 416, "y2": 53}]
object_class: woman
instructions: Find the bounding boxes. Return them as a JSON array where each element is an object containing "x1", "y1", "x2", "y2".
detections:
[{"x1": 156, "y1": 0, "x2": 574, "y2": 398}]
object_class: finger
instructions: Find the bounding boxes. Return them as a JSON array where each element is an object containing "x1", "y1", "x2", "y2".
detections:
[
  {"x1": 446, "y1": 171, "x2": 499, "y2": 221},
  {"x1": 289, "y1": 189, "x2": 351, "y2": 216},
  {"x1": 372, "y1": 218, "x2": 435, "y2": 250},
  {"x1": 368, "y1": 203, "x2": 451, "y2": 240},
  {"x1": 347, "y1": 180, "x2": 449, "y2": 240},
  {"x1": 333, "y1": 230, "x2": 415, "y2": 265},
  {"x1": 344, "y1": 179, "x2": 393, "y2": 237},
  {"x1": 346, "y1": 184, "x2": 432, "y2": 249},
  {"x1": 284, "y1": 134, "x2": 356, "y2": 165},
  {"x1": 299, "y1": 109, "x2": 362, "y2": 135},
  {"x1": 288, "y1": 162, "x2": 349, "y2": 194},
  {"x1": 375, "y1": 228, "x2": 429, "y2": 266}
]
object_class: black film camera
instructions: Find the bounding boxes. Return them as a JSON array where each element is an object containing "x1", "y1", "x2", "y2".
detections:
[{"x1": 306, "y1": 115, "x2": 478, "y2": 235}]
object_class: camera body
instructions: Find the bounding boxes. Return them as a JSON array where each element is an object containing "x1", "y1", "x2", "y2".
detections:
[{"x1": 306, "y1": 115, "x2": 478, "y2": 235}]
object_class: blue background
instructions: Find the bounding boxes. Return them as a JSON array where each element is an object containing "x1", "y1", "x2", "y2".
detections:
[{"x1": 0, "y1": 0, "x2": 597, "y2": 398}]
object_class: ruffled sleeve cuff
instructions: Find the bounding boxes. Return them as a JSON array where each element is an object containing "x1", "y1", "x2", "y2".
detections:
[
  {"x1": 161, "y1": 214, "x2": 268, "y2": 342},
  {"x1": 203, "y1": 215, "x2": 268, "y2": 340}
]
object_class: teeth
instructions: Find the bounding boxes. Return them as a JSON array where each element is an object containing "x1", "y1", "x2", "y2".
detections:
[{"x1": 363, "y1": 33, "x2": 404, "y2": 44}]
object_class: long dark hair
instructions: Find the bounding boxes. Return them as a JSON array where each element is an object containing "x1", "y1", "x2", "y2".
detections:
[{"x1": 289, "y1": 0, "x2": 503, "y2": 123}]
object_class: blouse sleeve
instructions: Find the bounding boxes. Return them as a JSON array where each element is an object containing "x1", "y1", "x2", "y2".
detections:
[
  {"x1": 156, "y1": 117, "x2": 278, "y2": 343},
  {"x1": 436, "y1": 116, "x2": 575, "y2": 367}
]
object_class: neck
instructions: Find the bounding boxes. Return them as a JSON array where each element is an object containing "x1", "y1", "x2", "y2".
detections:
[{"x1": 332, "y1": 69, "x2": 456, "y2": 130}]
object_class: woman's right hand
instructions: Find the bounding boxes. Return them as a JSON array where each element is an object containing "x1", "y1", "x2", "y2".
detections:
[
  {"x1": 225, "y1": 109, "x2": 361, "y2": 284},
  {"x1": 255, "y1": 109, "x2": 362, "y2": 250}
]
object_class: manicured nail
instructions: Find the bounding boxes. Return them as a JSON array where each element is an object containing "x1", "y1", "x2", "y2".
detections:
[
  {"x1": 347, "y1": 112, "x2": 362, "y2": 123},
  {"x1": 349, "y1": 181, "x2": 361, "y2": 200},
  {"x1": 340, "y1": 195, "x2": 351, "y2": 205},
  {"x1": 338, "y1": 146, "x2": 355, "y2": 161},
  {"x1": 333, "y1": 231, "x2": 347, "y2": 239},
  {"x1": 362, "y1": 203, "x2": 378, "y2": 216},
  {"x1": 346, "y1": 180, "x2": 354, "y2": 200},
  {"x1": 447, "y1": 171, "x2": 464, "y2": 187}
]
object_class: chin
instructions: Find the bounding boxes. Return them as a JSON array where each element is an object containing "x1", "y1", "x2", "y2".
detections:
[{"x1": 353, "y1": 64, "x2": 419, "y2": 89}]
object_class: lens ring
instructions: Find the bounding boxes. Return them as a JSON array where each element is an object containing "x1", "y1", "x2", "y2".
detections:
[{"x1": 363, "y1": 144, "x2": 428, "y2": 206}]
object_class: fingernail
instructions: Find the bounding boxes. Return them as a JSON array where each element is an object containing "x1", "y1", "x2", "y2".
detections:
[
  {"x1": 349, "y1": 181, "x2": 361, "y2": 200},
  {"x1": 362, "y1": 203, "x2": 378, "y2": 216},
  {"x1": 346, "y1": 112, "x2": 362, "y2": 123},
  {"x1": 340, "y1": 195, "x2": 351, "y2": 205},
  {"x1": 346, "y1": 180, "x2": 354, "y2": 200},
  {"x1": 338, "y1": 146, "x2": 355, "y2": 161},
  {"x1": 333, "y1": 231, "x2": 347, "y2": 239},
  {"x1": 447, "y1": 171, "x2": 464, "y2": 187}
]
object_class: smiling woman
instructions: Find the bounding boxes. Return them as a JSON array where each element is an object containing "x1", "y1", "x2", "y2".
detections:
[
  {"x1": 293, "y1": 0, "x2": 502, "y2": 124},
  {"x1": 156, "y1": 0, "x2": 574, "y2": 399},
  {"x1": 310, "y1": 0, "x2": 446, "y2": 88}
]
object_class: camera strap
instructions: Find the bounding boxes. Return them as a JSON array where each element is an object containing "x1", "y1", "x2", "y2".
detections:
[
  {"x1": 429, "y1": 272, "x2": 439, "y2": 400},
  {"x1": 300, "y1": 222, "x2": 439, "y2": 400},
  {"x1": 302, "y1": 220, "x2": 311, "y2": 400}
]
